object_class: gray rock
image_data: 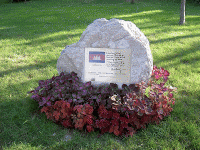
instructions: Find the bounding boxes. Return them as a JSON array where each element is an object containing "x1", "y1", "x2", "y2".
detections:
[{"x1": 57, "y1": 18, "x2": 153, "y2": 89}]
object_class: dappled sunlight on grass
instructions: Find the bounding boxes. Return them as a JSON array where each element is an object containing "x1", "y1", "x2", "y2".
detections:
[
  {"x1": 112, "y1": 9, "x2": 164, "y2": 18},
  {"x1": 0, "y1": 26, "x2": 17, "y2": 30}
]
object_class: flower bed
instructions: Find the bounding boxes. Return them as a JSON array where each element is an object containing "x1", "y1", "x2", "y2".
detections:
[{"x1": 27, "y1": 65, "x2": 177, "y2": 138}]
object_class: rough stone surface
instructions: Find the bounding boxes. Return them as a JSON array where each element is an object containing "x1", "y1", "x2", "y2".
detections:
[{"x1": 57, "y1": 18, "x2": 153, "y2": 89}]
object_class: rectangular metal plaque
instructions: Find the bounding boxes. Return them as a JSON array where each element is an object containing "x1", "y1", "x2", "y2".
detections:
[{"x1": 84, "y1": 48, "x2": 131, "y2": 83}]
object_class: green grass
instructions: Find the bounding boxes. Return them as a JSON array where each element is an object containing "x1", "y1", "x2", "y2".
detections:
[{"x1": 0, "y1": 0, "x2": 200, "y2": 149}]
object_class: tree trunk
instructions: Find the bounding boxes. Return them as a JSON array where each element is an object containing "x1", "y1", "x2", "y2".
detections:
[
  {"x1": 179, "y1": 0, "x2": 186, "y2": 25},
  {"x1": 131, "y1": 0, "x2": 135, "y2": 4}
]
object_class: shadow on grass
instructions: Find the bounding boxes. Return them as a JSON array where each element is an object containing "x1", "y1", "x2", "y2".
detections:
[
  {"x1": 0, "y1": 59, "x2": 60, "y2": 87},
  {"x1": 150, "y1": 34, "x2": 200, "y2": 44},
  {"x1": 153, "y1": 40, "x2": 200, "y2": 99},
  {"x1": 153, "y1": 41, "x2": 200, "y2": 69},
  {"x1": 0, "y1": 95, "x2": 129, "y2": 149}
]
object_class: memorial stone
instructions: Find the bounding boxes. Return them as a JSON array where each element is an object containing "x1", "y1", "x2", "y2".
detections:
[{"x1": 57, "y1": 18, "x2": 153, "y2": 89}]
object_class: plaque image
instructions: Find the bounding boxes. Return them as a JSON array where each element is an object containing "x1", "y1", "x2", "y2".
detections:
[
  {"x1": 85, "y1": 48, "x2": 131, "y2": 83},
  {"x1": 89, "y1": 51, "x2": 105, "y2": 63}
]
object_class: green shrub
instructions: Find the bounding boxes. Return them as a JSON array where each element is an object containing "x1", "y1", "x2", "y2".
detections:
[
  {"x1": 163, "y1": 0, "x2": 199, "y2": 5},
  {"x1": 187, "y1": 0, "x2": 200, "y2": 4},
  {"x1": 0, "y1": 0, "x2": 10, "y2": 5}
]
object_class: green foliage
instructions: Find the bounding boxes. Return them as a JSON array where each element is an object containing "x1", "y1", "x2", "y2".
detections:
[
  {"x1": 171, "y1": 0, "x2": 199, "y2": 5},
  {"x1": 187, "y1": 0, "x2": 200, "y2": 4},
  {"x1": 0, "y1": 0, "x2": 10, "y2": 5}
]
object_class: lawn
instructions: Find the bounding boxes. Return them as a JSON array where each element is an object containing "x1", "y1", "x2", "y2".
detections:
[{"x1": 0, "y1": 0, "x2": 200, "y2": 149}]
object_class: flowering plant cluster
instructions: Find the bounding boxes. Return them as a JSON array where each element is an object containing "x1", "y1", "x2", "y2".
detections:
[{"x1": 27, "y1": 65, "x2": 177, "y2": 137}]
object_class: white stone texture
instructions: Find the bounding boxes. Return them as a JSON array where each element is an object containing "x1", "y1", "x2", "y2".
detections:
[{"x1": 57, "y1": 18, "x2": 153, "y2": 89}]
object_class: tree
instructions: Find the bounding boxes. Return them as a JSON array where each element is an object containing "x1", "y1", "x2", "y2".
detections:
[
  {"x1": 131, "y1": 0, "x2": 135, "y2": 4},
  {"x1": 179, "y1": 0, "x2": 186, "y2": 25}
]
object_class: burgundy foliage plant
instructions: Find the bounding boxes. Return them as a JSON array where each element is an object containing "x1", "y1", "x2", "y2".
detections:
[{"x1": 27, "y1": 65, "x2": 177, "y2": 138}]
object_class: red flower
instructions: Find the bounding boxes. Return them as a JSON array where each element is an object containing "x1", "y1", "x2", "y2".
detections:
[
  {"x1": 73, "y1": 105, "x2": 83, "y2": 112},
  {"x1": 98, "y1": 108, "x2": 112, "y2": 119},
  {"x1": 112, "y1": 113, "x2": 120, "y2": 120},
  {"x1": 172, "y1": 101, "x2": 175, "y2": 105},
  {"x1": 86, "y1": 118, "x2": 93, "y2": 125},
  {"x1": 41, "y1": 106, "x2": 49, "y2": 113},
  {"x1": 66, "y1": 102, "x2": 70, "y2": 109},
  {"x1": 169, "y1": 93, "x2": 173, "y2": 98},
  {"x1": 164, "y1": 69, "x2": 169, "y2": 76},
  {"x1": 98, "y1": 105, "x2": 105, "y2": 111},
  {"x1": 109, "y1": 126, "x2": 114, "y2": 133},
  {"x1": 101, "y1": 127, "x2": 110, "y2": 134},
  {"x1": 95, "y1": 119, "x2": 111, "y2": 129},
  {"x1": 153, "y1": 71, "x2": 162, "y2": 80},
  {"x1": 86, "y1": 125, "x2": 94, "y2": 132},
  {"x1": 113, "y1": 126, "x2": 120, "y2": 136},
  {"x1": 120, "y1": 117, "x2": 129, "y2": 124},
  {"x1": 85, "y1": 104, "x2": 93, "y2": 115},
  {"x1": 111, "y1": 119, "x2": 119, "y2": 126},
  {"x1": 62, "y1": 119, "x2": 73, "y2": 128},
  {"x1": 126, "y1": 127, "x2": 136, "y2": 137},
  {"x1": 75, "y1": 119, "x2": 84, "y2": 130},
  {"x1": 120, "y1": 122, "x2": 128, "y2": 128}
]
